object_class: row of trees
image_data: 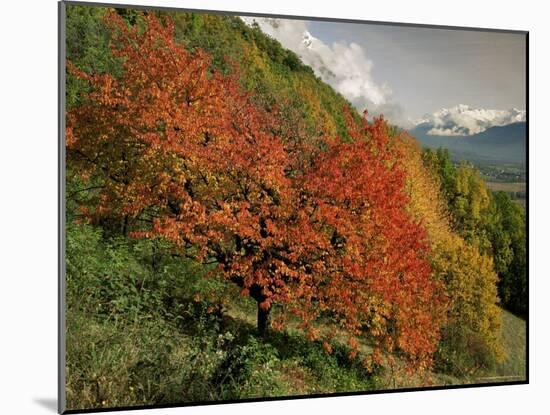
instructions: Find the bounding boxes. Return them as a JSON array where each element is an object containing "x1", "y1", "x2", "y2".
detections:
[{"x1": 423, "y1": 148, "x2": 527, "y2": 316}]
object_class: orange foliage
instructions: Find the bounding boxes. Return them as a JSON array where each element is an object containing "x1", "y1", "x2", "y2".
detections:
[{"x1": 67, "y1": 11, "x2": 446, "y2": 369}]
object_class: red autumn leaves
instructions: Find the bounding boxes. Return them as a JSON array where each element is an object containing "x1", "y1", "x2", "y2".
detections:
[{"x1": 67, "y1": 11, "x2": 447, "y2": 369}]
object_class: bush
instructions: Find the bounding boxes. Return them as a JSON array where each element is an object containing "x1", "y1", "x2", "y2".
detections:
[{"x1": 66, "y1": 222, "x2": 163, "y2": 319}]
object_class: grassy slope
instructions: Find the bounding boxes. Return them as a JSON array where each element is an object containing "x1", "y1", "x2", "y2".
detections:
[
  {"x1": 68, "y1": 287, "x2": 525, "y2": 411},
  {"x1": 66, "y1": 286, "x2": 379, "y2": 410},
  {"x1": 429, "y1": 309, "x2": 526, "y2": 387},
  {"x1": 491, "y1": 310, "x2": 526, "y2": 381},
  {"x1": 225, "y1": 296, "x2": 527, "y2": 389},
  {"x1": 67, "y1": 290, "x2": 525, "y2": 408},
  {"x1": 65, "y1": 223, "x2": 379, "y2": 411},
  {"x1": 65, "y1": 6, "x2": 526, "y2": 410}
]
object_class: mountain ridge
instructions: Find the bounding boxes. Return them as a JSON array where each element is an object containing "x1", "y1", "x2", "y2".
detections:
[{"x1": 409, "y1": 121, "x2": 526, "y2": 164}]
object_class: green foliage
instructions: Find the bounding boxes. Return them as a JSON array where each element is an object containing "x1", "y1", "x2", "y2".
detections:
[
  {"x1": 490, "y1": 192, "x2": 527, "y2": 315},
  {"x1": 65, "y1": 5, "x2": 123, "y2": 109},
  {"x1": 423, "y1": 149, "x2": 492, "y2": 246},
  {"x1": 422, "y1": 147, "x2": 527, "y2": 316},
  {"x1": 166, "y1": 11, "x2": 356, "y2": 140},
  {"x1": 423, "y1": 148, "x2": 458, "y2": 204}
]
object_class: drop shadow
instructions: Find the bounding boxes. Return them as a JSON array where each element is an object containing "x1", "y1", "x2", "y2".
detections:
[{"x1": 34, "y1": 398, "x2": 57, "y2": 413}]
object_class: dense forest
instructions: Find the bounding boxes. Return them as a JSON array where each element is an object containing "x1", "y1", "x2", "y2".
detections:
[{"x1": 64, "y1": 5, "x2": 527, "y2": 411}]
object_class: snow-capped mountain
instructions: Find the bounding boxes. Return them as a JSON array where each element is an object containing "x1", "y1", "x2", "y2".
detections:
[
  {"x1": 416, "y1": 104, "x2": 526, "y2": 136},
  {"x1": 410, "y1": 119, "x2": 526, "y2": 164}
]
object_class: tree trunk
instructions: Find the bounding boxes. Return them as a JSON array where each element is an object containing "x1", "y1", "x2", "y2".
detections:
[
  {"x1": 257, "y1": 302, "x2": 271, "y2": 336},
  {"x1": 121, "y1": 214, "x2": 129, "y2": 236}
]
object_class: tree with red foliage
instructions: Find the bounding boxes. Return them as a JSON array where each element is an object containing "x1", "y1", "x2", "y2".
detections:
[
  {"x1": 291, "y1": 114, "x2": 447, "y2": 367},
  {"x1": 67, "y1": 11, "x2": 446, "y2": 369}
]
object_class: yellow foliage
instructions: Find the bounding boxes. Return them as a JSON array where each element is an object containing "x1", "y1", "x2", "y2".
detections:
[{"x1": 396, "y1": 133, "x2": 503, "y2": 370}]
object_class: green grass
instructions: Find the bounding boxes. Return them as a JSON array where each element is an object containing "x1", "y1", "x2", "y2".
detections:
[{"x1": 488, "y1": 309, "x2": 526, "y2": 382}]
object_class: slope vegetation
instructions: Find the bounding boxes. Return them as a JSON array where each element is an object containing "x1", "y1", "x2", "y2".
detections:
[{"x1": 64, "y1": 5, "x2": 526, "y2": 410}]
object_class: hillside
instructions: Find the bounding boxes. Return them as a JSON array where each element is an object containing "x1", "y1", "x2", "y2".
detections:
[{"x1": 64, "y1": 5, "x2": 527, "y2": 411}]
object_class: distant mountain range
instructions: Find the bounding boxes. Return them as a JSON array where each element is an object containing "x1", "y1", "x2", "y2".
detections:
[{"x1": 409, "y1": 121, "x2": 526, "y2": 164}]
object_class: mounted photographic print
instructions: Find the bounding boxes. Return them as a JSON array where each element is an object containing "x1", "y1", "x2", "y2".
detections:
[{"x1": 58, "y1": 1, "x2": 528, "y2": 413}]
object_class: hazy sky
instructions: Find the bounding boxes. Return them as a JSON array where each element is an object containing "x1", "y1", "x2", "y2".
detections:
[{"x1": 243, "y1": 16, "x2": 526, "y2": 130}]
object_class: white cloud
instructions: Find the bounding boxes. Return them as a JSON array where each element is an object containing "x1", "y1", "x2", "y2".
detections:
[
  {"x1": 241, "y1": 17, "x2": 404, "y2": 124},
  {"x1": 417, "y1": 104, "x2": 526, "y2": 136}
]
